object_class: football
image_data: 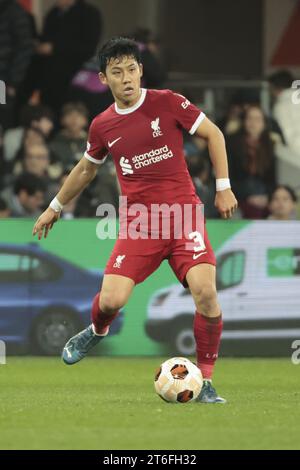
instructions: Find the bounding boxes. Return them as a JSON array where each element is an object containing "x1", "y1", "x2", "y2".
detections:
[{"x1": 154, "y1": 357, "x2": 203, "y2": 403}]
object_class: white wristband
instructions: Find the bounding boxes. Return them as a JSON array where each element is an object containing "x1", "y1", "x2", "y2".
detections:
[
  {"x1": 49, "y1": 197, "x2": 63, "y2": 212},
  {"x1": 216, "y1": 178, "x2": 231, "y2": 191}
]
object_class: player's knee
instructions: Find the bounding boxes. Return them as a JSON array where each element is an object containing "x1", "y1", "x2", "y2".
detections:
[
  {"x1": 193, "y1": 283, "x2": 218, "y2": 310},
  {"x1": 100, "y1": 291, "x2": 127, "y2": 313}
]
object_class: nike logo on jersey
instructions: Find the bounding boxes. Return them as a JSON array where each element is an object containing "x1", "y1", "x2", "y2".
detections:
[
  {"x1": 108, "y1": 137, "x2": 122, "y2": 148},
  {"x1": 193, "y1": 251, "x2": 207, "y2": 260}
]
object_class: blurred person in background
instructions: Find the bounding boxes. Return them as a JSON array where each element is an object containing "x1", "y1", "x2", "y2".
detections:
[
  {"x1": 217, "y1": 89, "x2": 284, "y2": 141},
  {"x1": 1, "y1": 173, "x2": 46, "y2": 217},
  {"x1": 0, "y1": 197, "x2": 10, "y2": 218},
  {"x1": 268, "y1": 70, "x2": 300, "y2": 190},
  {"x1": 73, "y1": 158, "x2": 120, "y2": 217},
  {"x1": 129, "y1": 28, "x2": 167, "y2": 89},
  {"x1": 184, "y1": 141, "x2": 219, "y2": 219},
  {"x1": 0, "y1": 0, "x2": 33, "y2": 129},
  {"x1": 13, "y1": 143, "x2": 61, "y2": 202},
  {"x1": 13, "y1": 127, "x2": 50, "y2": 165},
  {"x1": 69, "y1": 56, "x2": 114, "y2": 118},
  {"x1": 3, "y1": 105, "x2": 54, "y2": 162},
  {"x1": 217, "y1": 100, "x2": 243, "y2": 137},
  {"x1": 268, "y1": 70, "x2": 300, "y2": 157},
  {"x1": 227, "y1": 105, "x2": 277, "y2": 219},
  {"x1": 51, "y1": 160, "x2": 119, "y2": 219},
  {"x1": 15, "y1": 5, "x2": 40, "y2": 111},
  {"x1": 268, "y1": 185, "x2": 298, "y2": 221},
  {"x1": 37, "y1": 0, "x2": 102, "y2": 114},
  {"x1": 14, "y1": 144, "x2": 51, "y2": 179},
  {"x1": 215, "y1": 89, "x2": 260, "y2": 137},
  {"x1": 14, "y1": 143, "x2": 61, "y2": 180},
  {"x1": 89, "y1": 159, "x2": 120, "y2": 213},
  {"x1": 187, "y1": 156, "x2": 219, "y2": 219},
  {"x1": 50, "y1": 102, "x2": 88, "y2": 167},
  {"x1": 1, "y1": 127, "x2": 50, "y2": 191}
]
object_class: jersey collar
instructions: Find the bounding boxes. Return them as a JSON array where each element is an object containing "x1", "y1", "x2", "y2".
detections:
[{"x1": 114, "y1": 88, "x2": 147, "y2": 115}]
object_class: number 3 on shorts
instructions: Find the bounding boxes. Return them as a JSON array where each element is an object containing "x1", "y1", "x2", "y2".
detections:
[{"x1": 188, "y1": 231, "x2": 206, "y2": 253}]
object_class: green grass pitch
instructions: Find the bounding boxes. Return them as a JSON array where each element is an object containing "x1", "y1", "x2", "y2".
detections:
[{"x1": 0, "y1": 357, "x2": 299, "y2": 450}]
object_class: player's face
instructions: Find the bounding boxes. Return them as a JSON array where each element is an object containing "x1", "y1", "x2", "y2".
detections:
[{"x1": 99, "y1": 56, "x2": 143, "y2": 108}]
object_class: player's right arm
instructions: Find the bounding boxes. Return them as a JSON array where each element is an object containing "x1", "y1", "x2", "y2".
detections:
[
  {"x1": 32, "y1": 157, "x2": 98, "y2": 240},
  {"x1": 33, "y1": 116, "x2": 108, "y2": 240}
]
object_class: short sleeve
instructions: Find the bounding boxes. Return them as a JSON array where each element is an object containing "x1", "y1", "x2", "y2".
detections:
[
  {"x1": 84, "y1": 118, "x2": 108, "y2": 164},
  {"x1": 168, "y1": 90, "x2": 206, "y2": 135}
]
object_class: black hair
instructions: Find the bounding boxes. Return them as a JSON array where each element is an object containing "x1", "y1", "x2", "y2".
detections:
[
  {"x1": 19, "y1": 105, "x2": 54, "y2": 127},
  {"x1": 268, "y1": 70, "x2": 294, "y2": 90},
  {"x1": 15, "y1": 126, "x2": 48, "y2": 162},
  {"x1": 98, "y1": 36, "x2": 141, "y2": 73},
  {"x1": 14, "y1": 173, "x2": 46, "y2": 196},
  {"x1": 23, "y1": 126, "x2": 47, "y2": 141},
  {"x1": 270, "y1": 185, "x2": 297, "y2": 203},
  {"x1": 61, "y1": 102, "x2": 89, "y2": 119}
]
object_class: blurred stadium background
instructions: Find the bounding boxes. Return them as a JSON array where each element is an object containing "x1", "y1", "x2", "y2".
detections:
[{"x1": 0, "y1": 0, "x2": 300, "y2": 450}]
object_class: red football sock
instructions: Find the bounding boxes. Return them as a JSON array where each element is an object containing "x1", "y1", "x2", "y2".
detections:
[
  {"x1": 91, "y1": 293, "x2": 119, "y2": 335},
  {"x1": 193, "y1": 311, "x2": 223, "y2": 380}
]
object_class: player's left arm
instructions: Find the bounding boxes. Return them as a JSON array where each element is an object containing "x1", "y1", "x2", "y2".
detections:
[{"x1": 194, "y1": 117, "x2": 238, "y2": 219}]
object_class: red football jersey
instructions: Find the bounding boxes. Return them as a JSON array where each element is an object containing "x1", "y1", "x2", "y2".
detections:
[{"x1": 84, "y1": 88, "x2": 206, "y2": 206}]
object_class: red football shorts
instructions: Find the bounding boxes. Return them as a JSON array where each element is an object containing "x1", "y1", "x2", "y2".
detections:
[{"x1": 104, "y1": 205, "x2": 216, "y2": 287}]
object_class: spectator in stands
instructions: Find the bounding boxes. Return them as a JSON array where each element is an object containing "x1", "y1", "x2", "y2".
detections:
[
  {"x1": 2, "y1": 127, "x2": 49, "y2": 191},
  {"x1": 217, "y1": 101, "x2": 243, "y2": 137},
  {"x1": 0, "y1": 197, "x2": 10, "y2": 218},
  {"x1": 0, "y1": 0, "x2": 33, "y2": 129},
  {"x1": 268, "y1": 185, "x2": 297, "y2": 220},
  {"x1": 55, "y1": 164, "x2": 119, "y2": 218},
  {"x1": 15, "y1": 7, "x2": 40, "y2": 110},
  {"x1": 0, "y1": 173, "x2": 46, "y2": 217},
  {"x1": 3, "y1": 105, "x2": 54, "y2": 162},
  {"x1": 14, "y1": 144, "x2": 60, "y2": 179},
  {"x1": 268, "y1": 70, "x2": 300, "y2": 156},
  {"x1": 37, "y1": 0, "x2": 102, "y2": 114},
  {"x1": 22, "y1": 127, "x2": 47, "y2": 149},
  {"x1": 74, "y1": 159, "x2": 120, "y2": 217},
  {"x1": 68, "y1": 56, "x2": 114, "y2": 118},
  {"x1": 15, "y1": 144, "x2": 51, "y2": 177},
  {"x1": 50, "y1": 102, "x2": 88, "y2": 167},
  {"x1": 227, "y1": 105, "x2": 277, "y2": 219},
  {"x1": 185, "y1": 146, "x2": 219, "y2": 219},
  {"x1": 130, "y1": 28, "x2": 167, "y2": 88},
  {"x1": 13, "y1": 127, "x2": 49, "y2": 165},
  {"x1": 13, "y1": 144, "x2": 62, "y2": 203}
]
